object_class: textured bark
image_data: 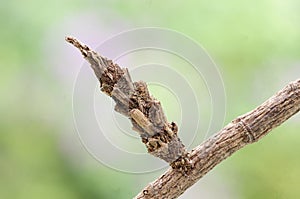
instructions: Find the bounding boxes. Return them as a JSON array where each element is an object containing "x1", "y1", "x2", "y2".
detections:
[
  {"x1": 66, "y1": 36, "x2": 300, "y2": 199},
  {"x1": 135, "y1": 79, "x2": 300, "y2": 198}
]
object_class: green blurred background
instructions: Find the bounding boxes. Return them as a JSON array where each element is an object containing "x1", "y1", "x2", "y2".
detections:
[{"x1": 1, "y1": 0, "x2": 300, "y2": 198}]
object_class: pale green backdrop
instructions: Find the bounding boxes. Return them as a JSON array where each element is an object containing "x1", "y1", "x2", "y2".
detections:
[{"x1": 1, "y1": 1, "x2": 300, "y2": 198}]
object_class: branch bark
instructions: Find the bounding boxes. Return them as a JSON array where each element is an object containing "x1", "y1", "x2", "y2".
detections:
[{"x1": 66, "y1": 36, "x2": 300, "y2": 199}]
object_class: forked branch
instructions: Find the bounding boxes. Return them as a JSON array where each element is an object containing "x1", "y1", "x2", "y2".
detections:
[{"x1": 66, "y1": 36, "x2": 300, "y2": 199}]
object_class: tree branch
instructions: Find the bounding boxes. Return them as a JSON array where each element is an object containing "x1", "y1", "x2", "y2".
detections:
[{"x1": 66, "y1": 36, "x2": 300, "y2": 199}]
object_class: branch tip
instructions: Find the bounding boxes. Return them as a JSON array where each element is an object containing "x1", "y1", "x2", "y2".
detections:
[{"x1": 65, "y1": 36, "x2": 90, "y2": 57}]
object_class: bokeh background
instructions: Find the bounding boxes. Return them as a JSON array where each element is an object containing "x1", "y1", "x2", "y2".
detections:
[{"x1": 1, "y1": 1, "x2": 300, "y2": 198}]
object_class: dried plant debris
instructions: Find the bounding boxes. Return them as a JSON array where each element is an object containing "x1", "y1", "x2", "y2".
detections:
[{"x1": 66, "y1": 36, "x2": 191, "y2": 170}]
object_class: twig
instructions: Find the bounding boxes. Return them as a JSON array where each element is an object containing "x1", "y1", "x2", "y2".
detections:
[
  {"x1": 66, "y1": 36, "x2": 189, "y2": 168},
  {"x1": 66, "y1": 36, "x2": 300, "y2": 199}
]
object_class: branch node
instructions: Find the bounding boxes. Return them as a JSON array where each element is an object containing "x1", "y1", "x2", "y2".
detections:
[
  {"x1": 170, "y1": 152, "x2": 194, "y2": 174},
  {"x1": 237, "y1": 119, "x2": 255, "y2": 143}
]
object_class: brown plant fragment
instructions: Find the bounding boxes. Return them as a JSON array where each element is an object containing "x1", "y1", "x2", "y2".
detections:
[{"x1": 66, "y1": 36, "x2": 188, "y2": 165}]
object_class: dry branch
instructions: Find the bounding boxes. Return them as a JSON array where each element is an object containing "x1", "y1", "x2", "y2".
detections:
[{"x1": 66, "y1": 36, "x2": 300, "y2": 199}]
